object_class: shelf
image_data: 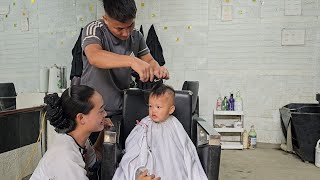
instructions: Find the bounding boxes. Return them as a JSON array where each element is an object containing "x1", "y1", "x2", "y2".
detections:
[
  {"x1": 221, "y1": 142, "x2": 243, "y2": 150},
  {"x1": 215, "y1": 128, "x2": 243, "y2": 133},
  {"x1": 214, "y1": 110, "x2": 244, "y2": 150},
  {"x1": 213, "y1": 111, "x2": 244, "y2": 116}
]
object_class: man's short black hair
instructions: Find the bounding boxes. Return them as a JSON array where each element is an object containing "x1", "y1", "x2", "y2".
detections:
[{"x1": 103, "y1": 0, "x2": 137, "y2": 23}]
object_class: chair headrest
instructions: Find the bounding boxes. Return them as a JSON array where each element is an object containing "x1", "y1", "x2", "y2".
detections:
[{"x1": 182, "y1": 81, "x2": 199, "y2": 113}]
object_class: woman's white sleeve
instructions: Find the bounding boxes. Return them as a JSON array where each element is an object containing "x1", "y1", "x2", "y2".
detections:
[{"x1": 51, "y1": 156, "x2": 89, "y2": 180}]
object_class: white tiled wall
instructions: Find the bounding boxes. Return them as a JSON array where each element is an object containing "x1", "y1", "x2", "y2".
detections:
[
  {"x1": 0, "y1": 0, "x2": 319, "y2": 149},
  {"x1": 134, "y1": 0, "x2": 320, "y2": 144}
]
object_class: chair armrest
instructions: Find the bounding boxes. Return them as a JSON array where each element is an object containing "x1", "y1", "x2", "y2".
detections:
[
  {"x1": 197, "y1": 145, "x2": 221, "y2": 180},
  {"x1": 194, "y1": 117, "x2": 221, "y2": 180},
  {"x1": 101, "y1": 123, "x2": 122, "y2": 179},
  {"x1": 194, "y1": 117, "x2": 221, "y2": 146},
  {"x1": 102, "y1": 142, "x2": 120, "y2": 180}
]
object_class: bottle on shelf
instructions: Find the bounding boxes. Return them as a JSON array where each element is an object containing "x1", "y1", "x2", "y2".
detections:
[
  {"x1": 222, "y1": 96, "x2": 228, "y2": 111},
  {"x1": 243, "y1": 129, "x2": 248, "y2": 149},
  {"x1": 234, "y1": 91, "x2": 243, "y2": 111},
  {"x1": 226, "y1": 97, "x2": 230, "y2": 111},
  {"x1": 248, "y1": 125, "x2": 257, "y2": 149},
  {"x1": 229, "y1": 93, "x2": 235, "y2": 111},
  {"x1": 216, "y1": 95, "x2": 222, "y2": 111}
]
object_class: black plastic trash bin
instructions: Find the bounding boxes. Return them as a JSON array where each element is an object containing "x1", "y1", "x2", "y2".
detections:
[
  {"x1": 280, "y1": 103, "x2": 320, "y2": 162},
  {"x1": 280, "y1": 103, "x2": 320, "y2": 138},
  {"x1": 0, "y1": 83, "x2": 17, "y2": 111}
]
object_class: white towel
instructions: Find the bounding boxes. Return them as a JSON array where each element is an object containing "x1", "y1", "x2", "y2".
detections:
[{"x1": 113, "y1": 115, "x2": 208, "y2": 180}]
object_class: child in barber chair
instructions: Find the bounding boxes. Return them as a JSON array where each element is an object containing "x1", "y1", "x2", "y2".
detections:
[{"x1": 113, "y1": 84, "x2": 208, "y2": 180}]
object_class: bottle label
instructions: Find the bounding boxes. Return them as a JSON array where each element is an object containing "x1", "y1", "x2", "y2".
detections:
[
  {"x1": 216, "y1": 101, "x2": 221, "y2": 111},
  {"x1": 235, "y1": 101, "x2": 242, "y2": 111},
  {"x1": 249, "y1": 136, "x2": 257, "y2": 148}
]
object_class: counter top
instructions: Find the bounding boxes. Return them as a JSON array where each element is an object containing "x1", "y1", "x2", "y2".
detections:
[{"x1": 0, "y1": 106, "x2": 44, "y2": 117}]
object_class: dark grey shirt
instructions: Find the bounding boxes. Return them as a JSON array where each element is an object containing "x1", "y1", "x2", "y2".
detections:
[{"x1": 81, "y1": 19, "x2": 150, "y2": 113}]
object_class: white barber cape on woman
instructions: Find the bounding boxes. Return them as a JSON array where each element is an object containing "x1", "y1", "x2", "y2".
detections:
[
  {"x1": 30, "y1": 134, "x2": 96, "y2": 180},
  {"x1": 113, "y1": 115, "x2": 208, "y2": 180}
]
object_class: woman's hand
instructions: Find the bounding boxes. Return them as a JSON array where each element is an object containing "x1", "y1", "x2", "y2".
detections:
[
  {"x1": 93, "y1": 118, "x2": 114, "y2": 161},
  {"x1": 138, "y1": 170, "x2": 161, "y2": 180},
  {"x1": 103, "y1": 118, "x2": 114, "y2": 128}
]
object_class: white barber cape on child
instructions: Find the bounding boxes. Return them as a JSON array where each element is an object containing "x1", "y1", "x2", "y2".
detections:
[
  {"x1": 113, "y1": 115, "x2": 208, "y2": 180},
  {"x1": 30, "y1": 134, "x2": 96, "y2": 180}
]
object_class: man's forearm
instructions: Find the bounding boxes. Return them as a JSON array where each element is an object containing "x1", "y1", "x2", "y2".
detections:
[
  {"x1": 85, "y1": 44, "x2": 134, "y2": 69},
  {"x1": 140, "y1": 53, "x2": 160, "y2": 69},
  {"x1": 149, "y1": 59, "x2": 160, "y2": 70},
  {"x1": 88, "y1": 50, "x2": 133, "y2": 69}
]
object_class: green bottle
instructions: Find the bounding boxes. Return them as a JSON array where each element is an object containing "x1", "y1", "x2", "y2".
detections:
[
  {"x1": 222, "y1": 96, "x2": 228, "y2": 111},
  {"x1": 248, "y1": 125, "x2": 257, "y2": 149}
]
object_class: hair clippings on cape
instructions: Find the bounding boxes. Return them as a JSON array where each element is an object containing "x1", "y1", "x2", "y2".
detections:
[{"x1": 136, "y1": 120, "x2": 149, "y2": 128}]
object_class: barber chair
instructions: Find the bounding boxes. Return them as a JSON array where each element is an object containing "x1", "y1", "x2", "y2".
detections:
[
  {"x1": 182, "y1": 81, "x2": 199, "y2": 116},
  {"x1": 102, "y1": 85, "x2": 221, "y2": 180}
]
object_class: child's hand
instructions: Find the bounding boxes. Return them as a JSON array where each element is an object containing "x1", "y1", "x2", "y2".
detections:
[{"x1": 138, "y1": 170, "x2": 161, "y2": 180}]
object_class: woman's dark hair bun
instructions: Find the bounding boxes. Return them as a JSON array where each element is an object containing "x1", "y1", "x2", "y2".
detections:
[
  {"x1": 44, "y1": 93, "x2": 60, "y2": 107},
  {"x1": 44, "y1": 93, "x2": 75, "y2": 133},
  {"x1": 43, "y1": 85, "x2": 95, "y2": 133}
]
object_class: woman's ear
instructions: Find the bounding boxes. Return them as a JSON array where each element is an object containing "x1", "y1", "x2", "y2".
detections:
[
  {"x1": 169, "y1": 105, "x2": 175, "y2": 115},
  {"x1": 76, "y1": 113, "x2": 85, "y2": 125}
]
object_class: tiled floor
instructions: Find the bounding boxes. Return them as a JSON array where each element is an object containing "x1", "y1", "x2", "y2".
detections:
[{"x1": 220, "y1": 145, "x2": 320, "y2": 180}]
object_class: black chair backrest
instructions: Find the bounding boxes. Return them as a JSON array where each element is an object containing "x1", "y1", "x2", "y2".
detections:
[
  {"x1": 0, "y1": 83, "x2": 16, "y2": 97},
  {"x1": 182, "y1": 81, "x2": 199, "y2": 114},
  {"x1": 122, "y1": 89, "x2": 193, "y2": 147}
]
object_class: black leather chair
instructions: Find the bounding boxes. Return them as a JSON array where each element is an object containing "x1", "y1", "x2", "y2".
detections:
[
  {"x1": 102, "y1": 88, "x2": 221, "y2": 180},
  {"x1": 182, "y1": 81, "x2": 200, "y2": 116}
]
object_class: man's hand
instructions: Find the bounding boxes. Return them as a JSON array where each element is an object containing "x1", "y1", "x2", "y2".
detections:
[
  {"x1": 154, "y1": 66, "x2": 169, "y2": 80},
  {"x1": 138, "y1": 170, "x2": 161, "y2": 180},
  {"x1": 131, "y1": 57, "x2": 154, "y2": 82}
]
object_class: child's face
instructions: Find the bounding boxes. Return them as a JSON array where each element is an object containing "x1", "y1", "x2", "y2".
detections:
[{"x1": 148, "y1": 93, "x2": 175, "y2": 123}]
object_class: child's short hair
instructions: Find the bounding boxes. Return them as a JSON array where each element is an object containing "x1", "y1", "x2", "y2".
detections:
[{"x1": 150, "y1": 83, "x2": 175, "y2": 100}]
